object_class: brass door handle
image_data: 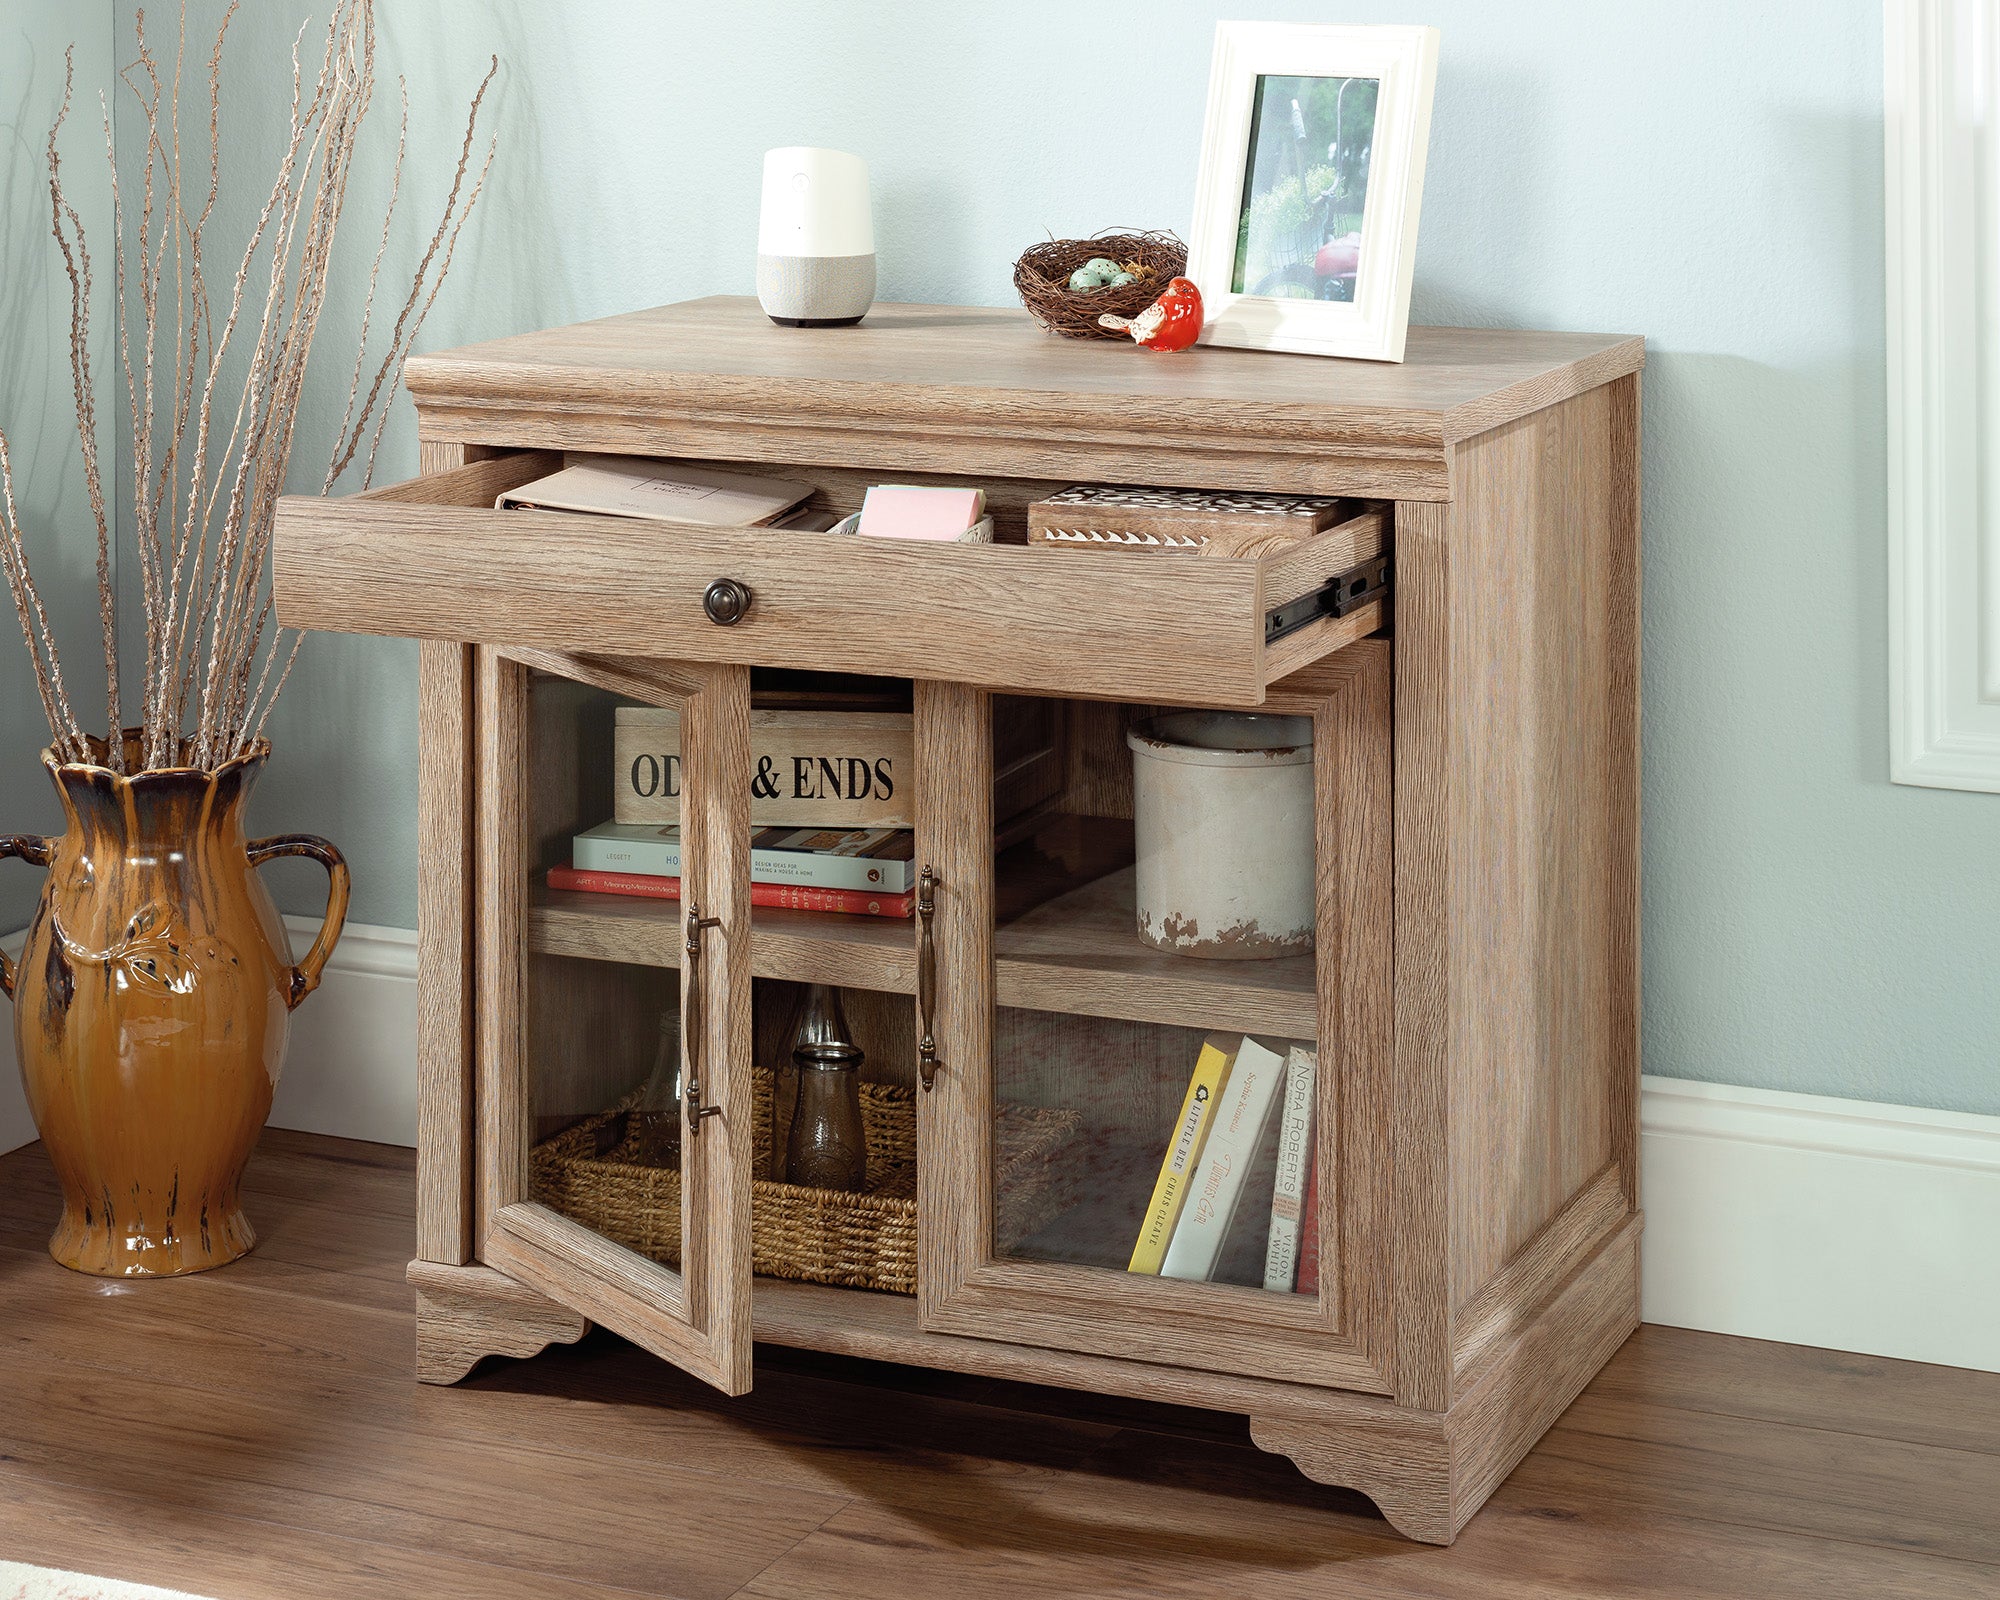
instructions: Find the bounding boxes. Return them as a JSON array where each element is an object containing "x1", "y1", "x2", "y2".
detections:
[
  {"x1": 682, "y1": 904, "x2": 725, "y2": 1137},
  {"x1": 916, "y1": 865, "x2": 940, "y2": 1091}
]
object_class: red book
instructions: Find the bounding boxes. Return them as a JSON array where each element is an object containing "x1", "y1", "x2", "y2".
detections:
[
  {"x1": 1295, "y1": 1151, "x2": 1320, "y2": 1297},
  {"x1": 547, "y1": 865, "x2": 914, "y2": 919}
]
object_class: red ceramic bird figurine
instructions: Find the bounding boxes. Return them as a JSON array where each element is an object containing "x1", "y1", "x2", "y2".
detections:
[{"x1": 1098, "y1": 276, "x2": 1204, "y2": 352}]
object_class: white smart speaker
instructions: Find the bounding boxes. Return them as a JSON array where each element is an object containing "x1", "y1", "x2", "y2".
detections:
[{"x1": 756, "y1": 147, "x2": 875, "y2": 327}]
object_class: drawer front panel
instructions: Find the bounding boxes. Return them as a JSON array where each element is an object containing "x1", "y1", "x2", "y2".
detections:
[{"x1": 274, "y1": 454, "x2": 1385, "y2": 705}]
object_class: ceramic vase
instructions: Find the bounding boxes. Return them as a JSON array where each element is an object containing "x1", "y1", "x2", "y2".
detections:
[{"x1": 0, "y1": 733, "x2": 348, "y2": 1276}]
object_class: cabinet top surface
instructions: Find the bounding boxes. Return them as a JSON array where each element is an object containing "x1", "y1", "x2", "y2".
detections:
[{"x1": 405, "y1": 297, "x2": 1643, "y2": 445}]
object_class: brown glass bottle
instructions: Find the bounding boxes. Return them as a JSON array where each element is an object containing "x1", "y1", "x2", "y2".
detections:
[{"x1": 784, "y1": 985, "x2": 867, "y2": 1192}]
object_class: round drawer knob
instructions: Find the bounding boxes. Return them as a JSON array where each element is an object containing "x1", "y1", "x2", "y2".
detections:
[{"x1": 702, "y1": 578, "x2": 752, "y2": 626}]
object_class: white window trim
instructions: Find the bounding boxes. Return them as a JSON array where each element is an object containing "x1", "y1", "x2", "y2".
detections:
[{"x1": 1888, "y1": 0, "x2": 2000, "y2": 790}]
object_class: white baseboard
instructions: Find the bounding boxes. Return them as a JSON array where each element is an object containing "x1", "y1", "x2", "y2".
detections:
[
  {"x1": 5, "y1": 920, "x2": 1998, "y2": 1372},
  {"x1": 265, "y1": 916, "x2": 419, "y2": 1148},
  {"x1": 1638, "y1": 1076, "x2": 2000, "y2": 1372}
]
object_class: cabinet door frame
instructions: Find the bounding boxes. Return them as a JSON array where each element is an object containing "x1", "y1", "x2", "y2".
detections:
[
  {"x1": 472, "y1": 646, "x2": 758, "y2": 1396},
  {"x1": 915, "y1": 645, "x2": 1396, "y2": 1393}
]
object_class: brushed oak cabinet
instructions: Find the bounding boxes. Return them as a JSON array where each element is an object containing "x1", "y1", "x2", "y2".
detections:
[{"x1": 272, "y1": 298, "x2": 1644, "y2": 1545}]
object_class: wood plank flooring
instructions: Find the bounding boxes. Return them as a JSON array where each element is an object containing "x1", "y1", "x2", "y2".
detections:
[{"x1": 0, "y1": 1130, "x2": 1994, "y2": 1599}]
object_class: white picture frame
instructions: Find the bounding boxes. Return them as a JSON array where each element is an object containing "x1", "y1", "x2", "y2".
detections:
[
  {"x1": 1886, "y1": 0, "x2": 2000, "y2": 790},
  {"x1": 1187, "y1": 22, "x2": 1440, "y2": 363}
]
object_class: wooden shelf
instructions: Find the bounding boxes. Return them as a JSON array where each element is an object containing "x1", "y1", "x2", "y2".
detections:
[
  {"x1": 531, "y1": 887, "x2": 916, "y2": 993},
  {"x1": 529, "y1": 863, "x2": 1317, "y2": 1039},
  {"x1": 997, "y1": 865, "x2": 1316, "y2": 1038}
]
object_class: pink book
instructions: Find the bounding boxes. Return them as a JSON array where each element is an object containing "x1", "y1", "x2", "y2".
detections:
[{"x1": 857, "y1": 484, "x2": 985, "y2": 540}]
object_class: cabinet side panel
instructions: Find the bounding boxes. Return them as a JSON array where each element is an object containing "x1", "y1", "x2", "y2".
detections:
[
  {"x1": 1606, "y1": 373, "x2": 1643, "y2": 1209},
  {"x1": 414, "y1": 439, "x2": 496, "y2": 1265},
  {"x1": 475, "y1": 650, "x2": 531, "y2": 1250},
  {"x1": 417, "y1": 639, "x2": 474, "y2": 1262},
  {"x1": 1445, "y1": 385, "x2": 1631, "y2": 1312}
]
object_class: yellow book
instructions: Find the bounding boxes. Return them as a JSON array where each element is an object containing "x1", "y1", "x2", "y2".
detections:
[{"x1": 1128, "y1": 1036, "x2": 1239, "y2": 1274}]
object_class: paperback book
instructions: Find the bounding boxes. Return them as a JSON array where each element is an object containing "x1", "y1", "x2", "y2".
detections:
[
  {"x1": 1128, "y1": 1036, "x2": 1237, "y2": 1275},
  {"x1": 497, "y1": 455, "x2": 814, "y2": 526},
  {"x1": 1262, "y1": 1045, "x2": 1319, "y2": 1293},
  {"x1": 573, "y1": 821, "x2": 915, "y2": 894},
  {"x1": 1161, "y1": 1037, "x2": 1288, "y2": 1282},
  {"x1": 546, "y1": 866, "x2": 913, "y2": 919}
]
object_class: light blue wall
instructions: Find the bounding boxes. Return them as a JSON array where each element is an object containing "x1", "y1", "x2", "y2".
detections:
[
  {"x1": 1, "y1": 2, "x2": 114, "y2": 1148},
  {"x1": 1, "y1": 3, "x2": 113, "y2": 925},
  {"x1": 66, "y1": 1, "x2": 2000, "y2": 1115}
]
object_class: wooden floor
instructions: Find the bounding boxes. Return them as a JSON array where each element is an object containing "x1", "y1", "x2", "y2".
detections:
[{"x1": 0, "y1": 1132, "x2": 1995, "y2": 1600}]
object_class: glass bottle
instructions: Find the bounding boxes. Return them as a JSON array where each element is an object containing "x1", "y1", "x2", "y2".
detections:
[
  {"x1": 631, "y1": 1006, "x2": 683, "y2": 1168},
  {"x1": 784, "y1": 984, "x2": 867, "y2": 1192}
]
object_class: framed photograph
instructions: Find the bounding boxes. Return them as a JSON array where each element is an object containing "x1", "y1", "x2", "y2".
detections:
[{"x1": 1187, "y1": 22, "x2": 1440, "y2": 362}]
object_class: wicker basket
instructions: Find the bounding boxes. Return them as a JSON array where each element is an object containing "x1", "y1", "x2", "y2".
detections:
[
  {"x1": 1013, "y1": 230, "x2": 1188, "y2": 340},
  {"x1": 532, "y1": 1068, "x2": 1079, "y2": 1295}
]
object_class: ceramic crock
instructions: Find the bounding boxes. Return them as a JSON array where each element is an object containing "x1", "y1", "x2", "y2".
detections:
[
  {"x1": 1127, "y1": 711, "x2": 1316, "y2": 960},
  {"x1": 0, "y1": 732, "x2": 348, "y2": 1276}
]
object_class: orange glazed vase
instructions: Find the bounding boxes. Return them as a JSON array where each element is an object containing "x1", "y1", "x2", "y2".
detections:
[{"x1": 0, "y1": 733, "x2": 349, "y2": 1276}]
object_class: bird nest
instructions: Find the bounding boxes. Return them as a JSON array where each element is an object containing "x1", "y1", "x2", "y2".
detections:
[{"x1": 1013, "y1": 230, "x2": 1188, "y2": 340}]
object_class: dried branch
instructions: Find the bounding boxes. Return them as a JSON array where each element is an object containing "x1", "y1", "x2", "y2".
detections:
[
  {"x1": 0, "y1": 0, "x2": 498, "y2": 774},
  {"x1": 45, "y1": 49, "x2": 121, "y2": 768},
  {"x1": 0, "y1": 434, "x2": 88, "y2": 762}
]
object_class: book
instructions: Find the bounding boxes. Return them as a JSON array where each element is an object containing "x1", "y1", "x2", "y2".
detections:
[
  {"x1": 1027, "y1": 484, "x2": 1349, "y2": 553},
  {"x1": 1295, "y1": 1152, "x2": 1321, "y2": 1298},
  {"x1": 1261, "y1": 1045, "x2": 1319, "y2": 1293},
  {"x1": 546, "y1": 866, "x2": 913, "y2": 919},
  {"x1": 857, "y1": 483, "x2": 986, "y2": 540},
  {"x1": 613, "y1": 705, "x2": 916, "y2": 829},
  {"x1": 1161, "y1": 1037, "x2": 1287, "y2": 1282},
  {"x1": 496, "y1": 455, "x2": 813, "y2": 527},
  {"x1": 573, "y1": 820, "x2": 915, "y2": 893},
  {"x1": 1127, "y1": 1035, "x2": 1237, "y2": 1275}
]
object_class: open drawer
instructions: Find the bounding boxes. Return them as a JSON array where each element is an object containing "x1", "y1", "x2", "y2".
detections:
[{"x1": 273, "y1": 452, "x2": 1387, "y2": 704}]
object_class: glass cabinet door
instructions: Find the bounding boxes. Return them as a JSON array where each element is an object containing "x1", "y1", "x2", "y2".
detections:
[
  {"x1": 476, "y1": 648, "x2": 757, "y2": 1396},
  {"x1": 915, "y1": 650, "x2": 1395, "y2": 1393}
]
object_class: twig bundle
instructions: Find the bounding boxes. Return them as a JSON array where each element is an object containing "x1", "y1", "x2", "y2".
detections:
[{"x1": 0, "y1": 0, "x2": 496, "y2": 774}]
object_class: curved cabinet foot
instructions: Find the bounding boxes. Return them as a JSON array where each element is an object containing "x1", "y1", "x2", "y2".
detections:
[
  {"x1": 1249, "y1": 1415, "x2": 1456, "y2": 1545},
  {"x1": 408, "y1": 1259, "x2": 589, "y2": 1385},
  {"x1": 1251, "y1": 1220, "x2": 1642, "y2": 1545}
]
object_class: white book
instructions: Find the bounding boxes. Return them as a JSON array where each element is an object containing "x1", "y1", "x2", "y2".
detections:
[
  {"x1": 1261, "y1": 1045, "x2": 1319, "y2": 1292},
  {"x1": 1161, "y1": 1036, "x2": 1288, "y2": 1282},
  {"x1": 497, "y1": 455, "x2": 814, "y2": 527}
]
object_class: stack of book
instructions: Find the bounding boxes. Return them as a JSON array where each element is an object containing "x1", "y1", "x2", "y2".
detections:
[
  {"x1": 1127, "y1": 1036, "x2": 1320, "y2": 1294},
  {"x1": 548, "y1": 821, "x2": 918, "y2": 918}
]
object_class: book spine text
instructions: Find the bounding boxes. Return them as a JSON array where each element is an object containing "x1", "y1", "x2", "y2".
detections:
[
  {"x1": 1128, "y1": 1038, "x2": 1235, "y2": 1275},
  {"x1": 1262, "y1": 1046, "x2": 1319, "y2": 1292}
]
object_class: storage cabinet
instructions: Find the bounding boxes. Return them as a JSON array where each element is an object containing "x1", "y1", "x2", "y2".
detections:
[{"x1": 273, "y1": 297, "x2": 1644, "y2": 1545}]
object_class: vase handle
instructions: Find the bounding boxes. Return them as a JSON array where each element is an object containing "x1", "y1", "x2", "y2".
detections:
[
  {"x1": 0, "y1": 834, "x2": 52, "y2": 1000},
  {"x1": 248, "y1": 834, "x2": 351, "y2": 1010}
]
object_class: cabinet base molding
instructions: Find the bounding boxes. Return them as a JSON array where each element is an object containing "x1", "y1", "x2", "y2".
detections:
[
  {"x1": 408, "y1": 1259, "x2": 590, "y2": 1385},
  {"x1": 1252, "y1": 1217, "x2": 1642, "y2": 1544},
  {"x1": 407, "y1": 1216, "x2": 1638, "y2": 1543}
]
